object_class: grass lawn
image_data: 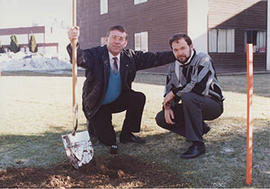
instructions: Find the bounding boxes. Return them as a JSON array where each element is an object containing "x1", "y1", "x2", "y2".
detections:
[{"x1": 0, "y1": 73, "x2": 269, "y2": 187}]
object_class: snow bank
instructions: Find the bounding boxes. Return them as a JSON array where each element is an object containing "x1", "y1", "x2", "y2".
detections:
[{"x1": 0, "y1": 52, "x2": 74, "y2": 73}]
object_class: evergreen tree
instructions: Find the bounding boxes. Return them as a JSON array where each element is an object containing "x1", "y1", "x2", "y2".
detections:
[
  {"x1": 0, "y1": 42, "x2": 6, "y2": 53},
  {"x1": 9, "y1": 35, "x2": 20, "y2": 53},
  {"x1": 29, "y1": 34, "x2": 38, "y2": 53}
]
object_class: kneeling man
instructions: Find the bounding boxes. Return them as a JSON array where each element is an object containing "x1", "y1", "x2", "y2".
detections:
[{"x1": 155, "y1": 33, "x2": 224, "y2": 159}]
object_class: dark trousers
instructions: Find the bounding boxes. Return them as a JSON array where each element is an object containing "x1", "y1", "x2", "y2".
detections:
[
  {"x1": 155, "y1": 92, "x2": 223, "y2": 142},
  {"x1": 89, "y1": 90, "x2": 146, "y2": 146}
]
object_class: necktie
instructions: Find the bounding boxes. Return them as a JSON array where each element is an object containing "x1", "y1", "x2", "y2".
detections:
[{"x1": 112, "y1": 57, "x2": 118, "y2": 74}]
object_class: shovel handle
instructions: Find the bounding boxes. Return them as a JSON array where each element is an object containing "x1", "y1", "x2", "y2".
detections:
[{"x1": 72, "y1": 0, "x2": 78, "y2": 135}]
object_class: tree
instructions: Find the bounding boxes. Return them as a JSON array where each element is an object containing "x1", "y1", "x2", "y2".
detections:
[
  {"x1": 0, "y1": 42, "x2": 6, "y2": 53},
  {"x1": 29, "y1": 34, "x2": 38, "y2": 53},
  {"x1": 9, "y1": 35, "x2": 20, "y2": 53}
]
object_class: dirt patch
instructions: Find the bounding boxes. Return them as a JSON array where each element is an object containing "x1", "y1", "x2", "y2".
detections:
[{"x1": 0, "y1": 154, "x2": 189, "y2": 188}]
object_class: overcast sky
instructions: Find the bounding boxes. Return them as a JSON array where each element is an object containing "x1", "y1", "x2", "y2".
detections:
[{"x1": 0, "y1": 0, "x2": 72, "y2": 28}]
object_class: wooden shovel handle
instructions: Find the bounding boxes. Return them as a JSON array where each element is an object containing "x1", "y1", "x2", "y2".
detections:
[{"x1": 72, "y1": 0, "x2": 78, "y2": 135}]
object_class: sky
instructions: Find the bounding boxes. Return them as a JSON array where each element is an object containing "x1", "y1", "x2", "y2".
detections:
[
  {"x1": 0, "y1": 0, "x2": 73, "y2": 58},
  {"x1": 0, "y1": 0, "x2": 72, "y2": 28}
]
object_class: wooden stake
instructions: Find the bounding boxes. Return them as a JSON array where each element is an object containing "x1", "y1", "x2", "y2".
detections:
[{"x1": 246, "y1": 44, "x2": 253, "y2": 185}]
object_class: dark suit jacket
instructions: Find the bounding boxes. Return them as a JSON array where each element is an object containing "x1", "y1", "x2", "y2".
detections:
[{"x1": 67, "y1": 44, "x2": 175, "y2": 120}]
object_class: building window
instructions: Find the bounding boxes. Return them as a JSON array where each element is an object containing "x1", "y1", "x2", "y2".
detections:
[
  {"x1": 244, "y1": 30, "x2": 266, "y2": 53},
  {"x1": 134, "y1": 32, "x2": 148, "y2": 52},
  {"x1": 100, "y1": 37, "x2": 106, "y2": 46},
  {"x1": 100, "y1": 0, "x2": 108, "y2": 15},
  {"x1": 208, "y1": 29, "x2": 235, "y2": 53},
  {"x1": 134, "y1": 0, "x2": 147, "y2": 5}
]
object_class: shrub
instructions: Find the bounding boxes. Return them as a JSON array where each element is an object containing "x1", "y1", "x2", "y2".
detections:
[
  {"x1": 29, "y1": 35, "x2": 38, "y2": 53},
  {"x1": 9, "y1": 35, "x2": 20, "y2": 53},
  {"x1": 0, "y1": 42, "x2": 6, "y2": 53}
]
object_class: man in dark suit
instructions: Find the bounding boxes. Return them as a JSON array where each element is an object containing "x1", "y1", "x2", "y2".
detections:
[{"x1": 67, "y1": 25, "x2": 175, "y2": 154}]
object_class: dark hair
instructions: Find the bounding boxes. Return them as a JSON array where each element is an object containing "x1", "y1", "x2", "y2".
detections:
[
  {"x1": 106, "y1": 25, "x2": 128, "y2": 39},
  {"x1": 169, "y1": 33, "x2": 192, "y2": 49}
]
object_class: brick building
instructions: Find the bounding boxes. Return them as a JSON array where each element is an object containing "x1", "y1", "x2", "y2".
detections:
[{"x1": 76, "y1": 0, "x2": 268, "y2": 74}]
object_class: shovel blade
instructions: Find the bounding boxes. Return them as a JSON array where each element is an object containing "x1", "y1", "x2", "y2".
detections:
[{"x1": 62, "y1": 131, "x2": 94, "y2": 169}]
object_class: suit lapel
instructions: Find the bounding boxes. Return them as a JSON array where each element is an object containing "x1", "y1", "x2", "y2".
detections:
[
  {"x1": 102, "y1": 46, "x2": 110, "y2": 89},
  {"x1": 120, "y1": 51, "x2": 128, "y2": 83}
]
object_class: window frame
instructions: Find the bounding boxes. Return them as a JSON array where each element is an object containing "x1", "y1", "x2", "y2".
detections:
[
  {"x1": 100, "y1": 37, "x2": 106, "y2": 46},
  {"x1": 134, "y1": 31, "x2": 148, "y2": 52},
  {"x1": 244, "y1": 29, "x2": 266, "y2": 53},
  {"x1": 100, "y1": 0, "x2": 108, "y2": 15},
  {"x1": 208, "y1": 28, "x2": 235, "y2": 53},
  {"x1": 134, "y1": 0, "x2": 148, "y2": 5}
]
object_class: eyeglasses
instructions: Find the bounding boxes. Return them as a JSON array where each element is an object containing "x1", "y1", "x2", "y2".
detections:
[{"x1": 110, "y1": 35, "x2": 126, "y2": 42}]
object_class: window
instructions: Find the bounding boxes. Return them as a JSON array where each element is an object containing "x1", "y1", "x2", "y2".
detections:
[
  {"x1": 134, "y1": 0, "x2": 147, "y2": 5},
  {"x1": 208, "y1": 29, "x2": 235, "y2": 53},
  {"x1": 134, "y1": 32, "x2": 148, "y2": 52},
  {"x1": 100, "y1": 37, "x2": 106, "y2": 46},
  {"x1": 244, "y1": 30, "x2": 266, "y2": 53},
  {"x1": 100, "y1": 0, "x2": 108, "y2": 15}
]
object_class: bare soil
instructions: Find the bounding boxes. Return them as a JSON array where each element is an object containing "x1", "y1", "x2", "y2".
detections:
[{"x1": 0, "y1": 154, "x2": 189, "y2": 188}]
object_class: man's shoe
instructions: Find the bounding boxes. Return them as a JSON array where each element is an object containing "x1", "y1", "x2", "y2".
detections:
[
  {"x1": 180, "y1": 142, "x2": 205, "y2": 159},
  {"x1": 110, "y1": 144, "x2": 118, "y2": 154},
  {"x1": 203, "y1": 122, "x2": 211, "y2": 135},
  {"x1": 120, "y1": 132, "x2": 146, "y2": 144}
]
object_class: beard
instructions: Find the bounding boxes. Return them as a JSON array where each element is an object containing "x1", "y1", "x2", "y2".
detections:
[
  {"x1": 177, "y1": 48, "x2": 192, "y2": 64},
  {"x1": 178, "y1": 56, "x2": 188, "y2": 63}
]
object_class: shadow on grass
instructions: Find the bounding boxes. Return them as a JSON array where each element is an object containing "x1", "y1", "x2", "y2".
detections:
[
  {"x1": 0, "y1": 122, "x2": 88, "y2": 169},
  {"x1": 117, "y1": 117, "x2": 270, "y2": 188},
  {"x1": 0, "y1": 118, "x2": 269, "y2": 187}
]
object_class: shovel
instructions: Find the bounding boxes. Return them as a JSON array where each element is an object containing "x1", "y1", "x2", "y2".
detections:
[
  {"x1": 62, "y1": 130, "x2": 94, "y2": 169},
  {"x1": 62, "y1": 0, "x2": 93, "y2": 169}
]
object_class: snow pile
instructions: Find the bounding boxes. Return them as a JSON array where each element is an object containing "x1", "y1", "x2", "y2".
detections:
[{"x1": 0, "y1": 51, "x2": 73, "y2": 73}]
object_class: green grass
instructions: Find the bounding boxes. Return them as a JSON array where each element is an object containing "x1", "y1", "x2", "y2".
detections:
[{"x1": 0, "y1": 73, "x2": 269, "y2": 187}]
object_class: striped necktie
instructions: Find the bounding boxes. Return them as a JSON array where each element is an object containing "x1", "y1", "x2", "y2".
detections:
[{"x1": 112, "y1": 57, "x2": 118, "y2": 74}]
